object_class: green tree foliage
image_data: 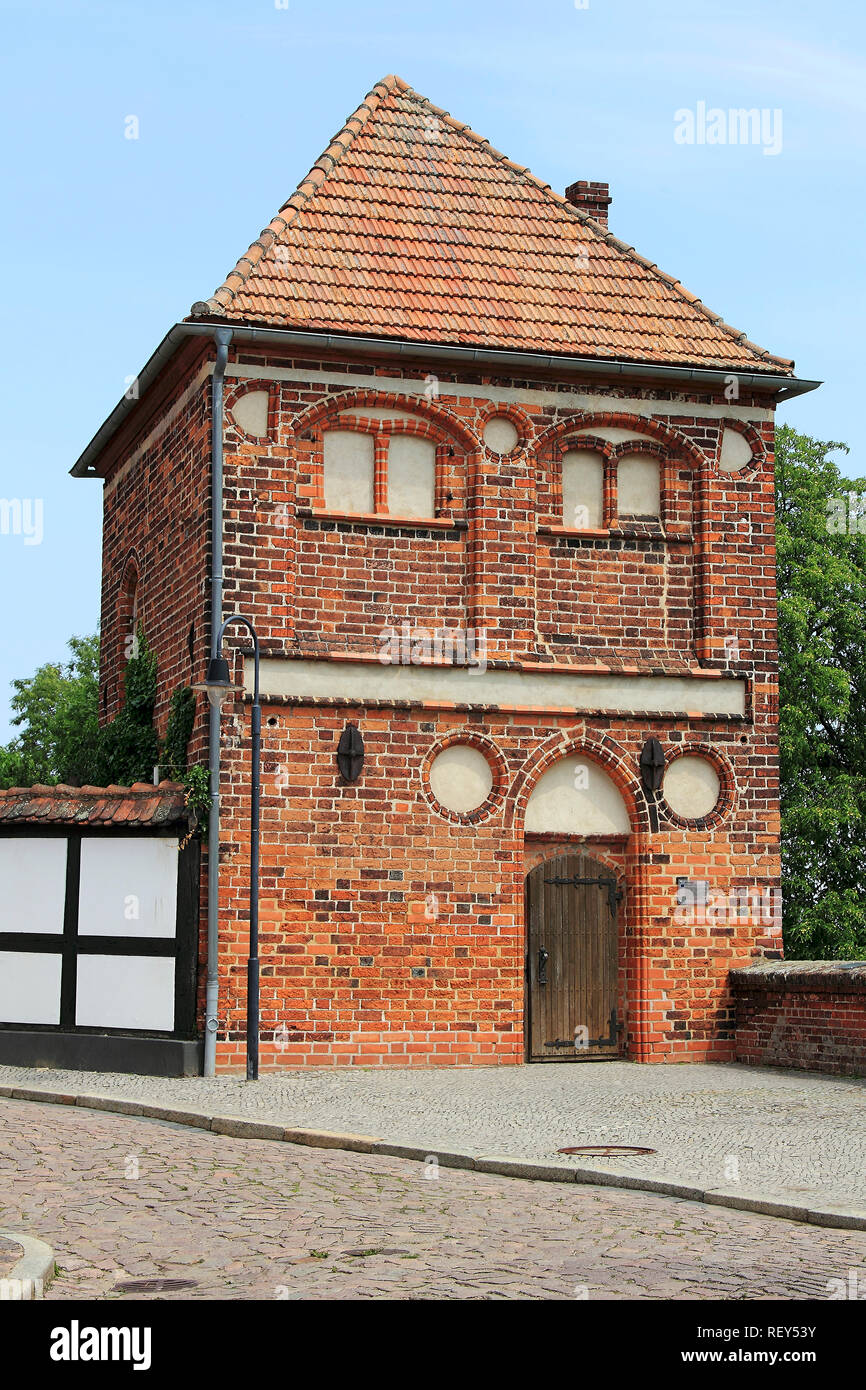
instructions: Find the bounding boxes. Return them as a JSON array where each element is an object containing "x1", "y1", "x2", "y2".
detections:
[
  {"x1": 776, "y1": 424, "x2": 866, "y2": 958},
  {"x1": 95, "y1": 625, "x2": 160, "y2": 786},
  {"x1": 0, "y1": 630, "x2": 208, "y2": 828},
  {"x1": 0, "y1": 627, "x2": 161, "y2": 790},
  {"x1": 161, "y1": 685, "x2": 197, "y2": 781},
  {"x1": 0, "y1": 633, "x2": 101, "y2": 788}
]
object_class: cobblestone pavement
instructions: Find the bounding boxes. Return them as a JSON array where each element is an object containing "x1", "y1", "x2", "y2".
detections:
[
  {"x1": 2, "y1": 1096, "x2": 866, "y2": 1300},
  {"x1": 1, "y1": 1061, "x2": 864, "y2": 1210},
  {"x1": 0, "y1": 1234, "x2": 21, "y2": 1279}
]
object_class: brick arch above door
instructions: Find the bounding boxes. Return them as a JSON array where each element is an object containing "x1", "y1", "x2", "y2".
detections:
[{"x1": 507, "y1": 727, "x2": 651, "y2": 838}]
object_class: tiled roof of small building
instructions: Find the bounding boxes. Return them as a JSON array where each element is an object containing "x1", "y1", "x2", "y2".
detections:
[
  {"x1": 193, "y1": 74, "x2": 793, "y2": 374},
  {"x1": 0, "y1": 782, "x2": 188, "y2": 827}
]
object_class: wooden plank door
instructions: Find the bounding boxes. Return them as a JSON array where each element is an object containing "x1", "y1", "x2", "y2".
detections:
[{"x1": 525, "y1": 853, "x2": 620, "y2": 1062}]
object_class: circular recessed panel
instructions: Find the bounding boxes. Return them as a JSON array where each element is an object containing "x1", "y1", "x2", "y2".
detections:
[
  {"x1": 429, "y1": 744, "x2": 493, "y2": 813},
  {"x1": 231, "y1": 390, "x2": 270, "y2": 438},
  {"x1": 718, "y1": 428, "x2": 754, "y2": 474},
  {"x1": 483, "y1": 416, "x2": 519, "y2": 456},
  {"x1": 663, "y1": 755, "x2": 721, "y2": 820}
]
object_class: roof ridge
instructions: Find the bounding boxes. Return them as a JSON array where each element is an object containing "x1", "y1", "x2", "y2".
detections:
[
  {"x1": 391, "y1": 82, "x2": 792, "y2": 372},
  {"x1": 201, "y1": 75, "x2": 403, "y2": 315},
  {"x1": 0, "y1": 781, "x2": 185, "y2": 797}
]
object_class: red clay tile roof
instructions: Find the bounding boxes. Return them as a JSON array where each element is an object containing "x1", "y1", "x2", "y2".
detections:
[
  {"x1": 193, "y1": 74, "x2": 793, "y2": 374},
  {"x1": 0, "y1": 782, "x2": 188, "y2": 827}
]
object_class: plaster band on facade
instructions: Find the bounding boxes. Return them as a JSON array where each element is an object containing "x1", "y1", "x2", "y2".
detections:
[
  {"x1": 222, "y1": 361, "x2": 775, "y2": 425},
  {"x1": 244, "y1": 658, "x2": 747, "y2": 718}
]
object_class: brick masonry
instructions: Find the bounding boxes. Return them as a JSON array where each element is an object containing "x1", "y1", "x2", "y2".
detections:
[
  {"x1": 733, "y1": 962, "x2": 866, "y2": 1077},
  {"x1": 94, "y1": 338, "x2": 784, "y2": 1070}
]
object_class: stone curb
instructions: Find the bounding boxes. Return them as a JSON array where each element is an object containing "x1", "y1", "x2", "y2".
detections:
[
  {"x1": 0, "y1": 1230, "x2": 56, "y2": 1299},
  {"x1": 2, "y1": 1082, "x2": 865, "y2": 1232}
]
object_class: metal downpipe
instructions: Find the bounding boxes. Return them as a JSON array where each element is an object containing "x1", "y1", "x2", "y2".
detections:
[{"x1": 204, "y1": 327, "x2": 232, "y2": 1077}]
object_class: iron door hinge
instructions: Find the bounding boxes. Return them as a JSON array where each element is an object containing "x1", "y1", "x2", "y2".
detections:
[{"x1": 544, "y1": 874, "x2": 623, "y2": 916}]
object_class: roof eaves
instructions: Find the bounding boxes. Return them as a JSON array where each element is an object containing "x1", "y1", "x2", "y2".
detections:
[{"x1": 70, "y1": 318, "x2": 820, "y2": 479}]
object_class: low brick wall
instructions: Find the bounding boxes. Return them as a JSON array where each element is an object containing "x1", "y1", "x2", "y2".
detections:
[{"x1": 731, "y1": 961, "x2": 866, "y2": 1077}]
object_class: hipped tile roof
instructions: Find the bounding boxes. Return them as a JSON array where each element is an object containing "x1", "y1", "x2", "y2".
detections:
[
  {"x1": 0, "y1": 782, "x2": 188, "y2": 827},
  {"x1": 193, "y1": 74, "x2": 793, "y2": 374}
]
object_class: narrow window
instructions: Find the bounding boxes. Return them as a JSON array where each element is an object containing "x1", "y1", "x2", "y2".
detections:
[
  {"x1": 119, "y1": 567, "x2": 139, "y2": 665},
  {"x1": 387, "y1": 436, "x2": 436, "y2": 518},
  {"x1": 562, "y1": 449, "x2": 603, "y2": 529},
  {"x1": 617, "y1": 454, "x2": 660, "y2": 518},
  {"x1": 323, "y1": 431, "x2": 375, "y2": 514}
]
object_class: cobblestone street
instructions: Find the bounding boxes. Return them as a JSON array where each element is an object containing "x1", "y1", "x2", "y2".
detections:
[
  {"x1": 2, "y1": 1061, "x2": 864, "y2": 1215},
  {"x1": 2, "y1": 1096, "x2": 865, "y2": 1301}
]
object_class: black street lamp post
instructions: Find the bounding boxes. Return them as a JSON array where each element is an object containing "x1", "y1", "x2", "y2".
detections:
[{"x1": 201, "y1": 615, "x2": 261, "y2": 1081}]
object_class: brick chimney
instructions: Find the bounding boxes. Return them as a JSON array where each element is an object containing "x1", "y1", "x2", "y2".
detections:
[{"x1": 564, "y1": 180, "x2": 611, "y2": 229}]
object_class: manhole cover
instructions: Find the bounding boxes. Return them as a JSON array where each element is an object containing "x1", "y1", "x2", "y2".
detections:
[
  {"x1": 112, "y1": 1278, "x2": 199, "y2": 1294},
  {"x1": 558, "y1": 1145, "x2": 656, "y2": 1157}
]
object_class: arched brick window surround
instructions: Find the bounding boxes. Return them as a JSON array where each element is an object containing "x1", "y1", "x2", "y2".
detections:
[
  {"x1": 117, "y1": 554, "x2": 140, "y2": 655},
  {"x1": 535, "y1": 412, "x2": 702, "y2": 533},
  {"x1": 293, "y1": 389, "x2": 479, "y2": 519},
  {"x1": 115, "y1": 553, "x2": 141, "y2": 707}
]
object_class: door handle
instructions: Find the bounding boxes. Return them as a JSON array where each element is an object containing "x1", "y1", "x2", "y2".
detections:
[{"x1": 537, "y1": 947, "x2": 549, "y2": 985}]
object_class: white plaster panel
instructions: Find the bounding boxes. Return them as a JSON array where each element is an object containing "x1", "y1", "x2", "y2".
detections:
[
  {"x1": 0, "y1": 838, "x2": 67, "y2": 934},
  {"x1": 323, "y1": 431, "x2": 375, "y2": 513},
  {"x1": 719, "y1": 428, "x2": 754, "y2": 473},
  {"x1": 483, "y1": 417, "x2": 519, "y2": 454},
  {"x1": 75, "y1": 955, "x2": 175, "y2": 1031},
  {"x1": 387, "y1": 435, "x2": 436, "y2": 517},
  {"x1": 250, "y1": 658, "x2": 746, "y2": 716},
  {"x1": 429, "y1": 745, "x2": 493, "y2": 812},
  {"x1": 78, "y1": 837, "x2": 178, "y2": 939},
  {"x1": 664, "y1": 755, "x2": 721, "y2": 818},
  {"x1": 526, "y1": 757, "x2": 630, "y2": 834},
  {"x1": 562, "y1": 449, "x2": 604, "y2": 528},
  {"x1": 231, "y1": 390, "x2": 269, "y2": 438},
  {"x1": 225, "y1": 363, "x2": 774, "y2": 423},
  {"x1": 0, "y1": 952, "x2": 62, "y2": 1025},
  {"x1": 617, "y1": 454, "x2": 660, "y2": 517}
]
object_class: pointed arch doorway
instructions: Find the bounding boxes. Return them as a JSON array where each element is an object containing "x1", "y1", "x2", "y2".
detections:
[{"x1": 525, "y1": 852, "x2": 622, "y2": 1061}]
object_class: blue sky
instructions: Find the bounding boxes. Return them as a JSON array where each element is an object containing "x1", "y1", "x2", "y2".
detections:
[{"x1": 0, "y1": 0, "x2": 863, "y2": 739}]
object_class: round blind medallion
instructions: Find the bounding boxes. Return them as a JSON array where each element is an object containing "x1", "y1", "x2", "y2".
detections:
[
  {"x1": 231, "y1": 390, "x2": 269, "y2": 439},
  {"x1": 663, "y1": 755, "x2": 720, "y2": 820},
  {"x1": 718, "y1": 428, "x2": 754, "y2": 474},
  {"x1": 483, "y1": 416, "x2": 519, "y2": 456},
  {"x1": 429, "y1": 745, "x2": 493, "y2": 813}
]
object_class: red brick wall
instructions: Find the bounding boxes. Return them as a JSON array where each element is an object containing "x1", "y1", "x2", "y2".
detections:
[
  {"x1": 733, "y1": 964, "x2": 866, "y2": 1076},
  {"x1": 96, "y1": 341, "x2": 783, "y2": 1069},
  {"x1": 98, "y1": 346, "x2": 213, "y2": 751}
]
